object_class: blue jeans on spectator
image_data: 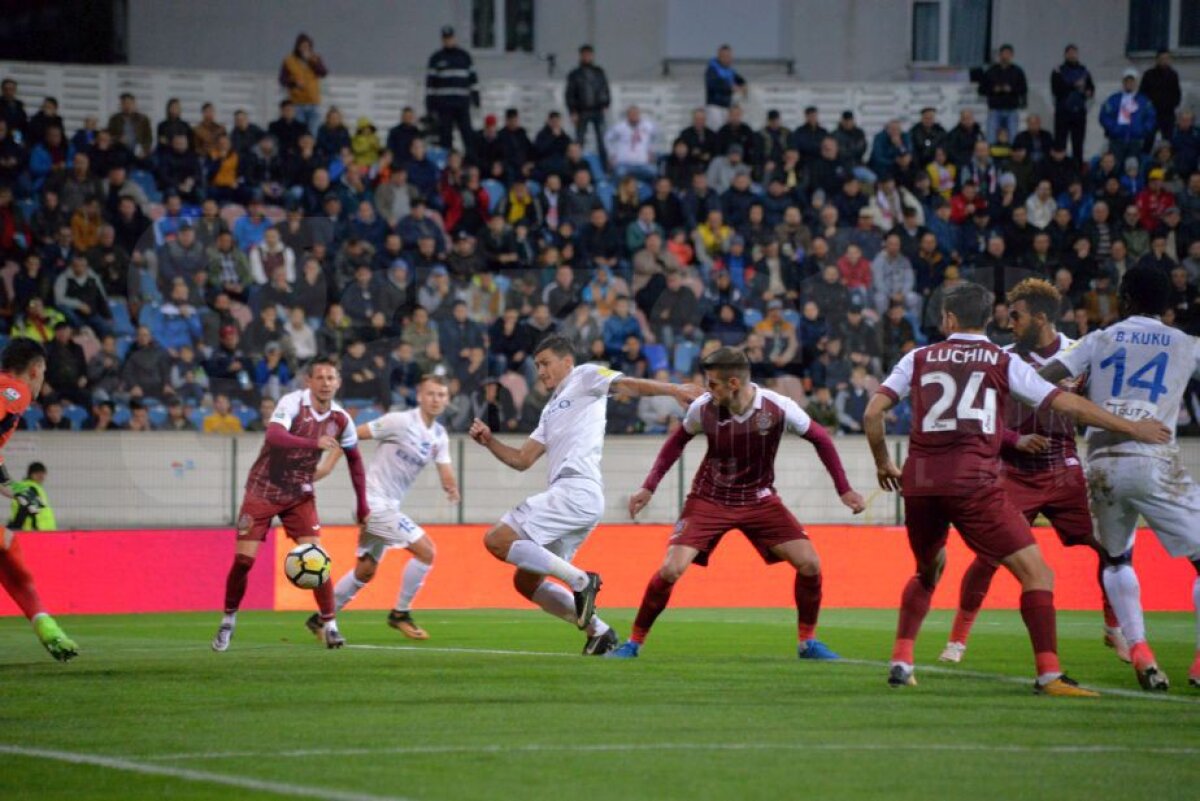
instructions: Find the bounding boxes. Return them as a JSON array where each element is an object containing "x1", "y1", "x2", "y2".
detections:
[
  {"x1": 987, "y1": 109, "x2": 1020, "y2": 144},
  {"x1": 295, "y1": 104, "x2": 320, "y2": 135},
  {"x1": 575, "y1": 111, "x2": 607, "y2": 166}
]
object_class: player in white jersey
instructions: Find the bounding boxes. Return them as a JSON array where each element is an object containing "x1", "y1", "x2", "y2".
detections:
[
  {"x1": 469, "y1": 335, "x2": 701, "y2": 655},
  {"x1": 311, "y1": 375, "x2": 459, "y2": 639},
  {"x1": 1042, "y1": 267, "x2": 1200, "y2": 690}
]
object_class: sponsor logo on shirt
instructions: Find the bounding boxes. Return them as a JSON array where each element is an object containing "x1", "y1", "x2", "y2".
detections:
[{"x1": 2, "y1": 388, "x2": 19, "y2": 402}]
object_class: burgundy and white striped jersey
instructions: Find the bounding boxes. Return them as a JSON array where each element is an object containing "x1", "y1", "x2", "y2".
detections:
[
  {"x1": 1003, "y1": 333, "x2": 1083, "y2": 473},
  {"x1": 878, "y1": 332, "x2": 1061, "y2": 496},
  {"x1": 682, "y1": 385, "x2": 813, "y2": 506},
  {"x1": 244, "y1": 389, "x2": 357, "y2": 503}
]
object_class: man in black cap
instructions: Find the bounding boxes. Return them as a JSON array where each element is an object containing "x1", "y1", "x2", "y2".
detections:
[
  {"x1": 565, "y1": 44, "x2": 611, "y2": 165},
  {"x1": 425, "y1": 25, "x2": 479, "y2": 159},
  {"x1": 757, "y1": 109, "x2": 790, "y2": 176}
]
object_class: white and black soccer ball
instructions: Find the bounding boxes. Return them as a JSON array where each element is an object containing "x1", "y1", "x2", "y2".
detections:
[{"x1": 283, "y1": 543, "x2": 331, "y2": 589}]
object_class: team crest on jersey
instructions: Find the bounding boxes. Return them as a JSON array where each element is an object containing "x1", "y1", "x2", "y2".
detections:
[
  {"x1": 755, "y1": 411, "x2": 774, "y2": 436},
  {"x1": 2, "y1": 388, "x2": 18, "y2": 402},
  {"x1": 324, "y1": 421, "x2": 338, "y2": 437}
]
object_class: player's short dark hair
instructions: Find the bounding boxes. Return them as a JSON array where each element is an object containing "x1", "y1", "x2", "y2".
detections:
[
  {"x1": 702, "y1": 347, "x2": 751, "y2": 379},
  {"x1": 308, "y1": 356, "x2": 339, "y2": 374},
  {"x1": 1, "y1": 338, "x2": 47, "y2": 374},
  {"x1": 1119, "y1": 266, "x2": 1172, "y2": 317},
  {"x1": 534, "y1": 335, "x2": 576, "y2": 359},
  {"x1": 418, "y1": 373, "x2": 448, "y2": 388},
  {"x1": 27, "y1": 461, "x2": 46, "y2": 478},
  {"x1": 1007, "y1": 277, "x2": 1061, "y2": 320},
  {"x1": 942, "y1": 282, "x2": 994, "y2": 329}
]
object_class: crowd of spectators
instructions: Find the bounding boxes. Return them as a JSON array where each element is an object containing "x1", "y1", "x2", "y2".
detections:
[{"x1": 1, "y1": 37, "x2": 1198, "y2": 436}]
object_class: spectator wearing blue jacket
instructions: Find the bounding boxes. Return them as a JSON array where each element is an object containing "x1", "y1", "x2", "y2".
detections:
[
  {"x1": 1099, "y1": 69, "x2": 1157, "y2": 169},
  {"x1": 704, "y1": 45, "x2": 746, "y2": 130},
  {"x1": 602, "y1": 295, "x2": 642, "y2": 356},
  {"x1": 155, "y1": 281, "x2": 204, "y2": 354},
  {"x1": 869, "y1": 120, "x2": 912, "y2": 180}
]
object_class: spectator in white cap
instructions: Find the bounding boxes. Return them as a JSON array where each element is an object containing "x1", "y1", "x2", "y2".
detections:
[{"x1": 1099, "y1": 67, "x2": 1156, "y2": 168}]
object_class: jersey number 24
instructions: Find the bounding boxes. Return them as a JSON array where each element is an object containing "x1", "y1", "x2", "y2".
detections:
[{"x1": 920, "y1": 371, "x2": 997, "y2": 434}]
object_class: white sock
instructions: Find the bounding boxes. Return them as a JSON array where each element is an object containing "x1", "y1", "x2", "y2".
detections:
[
  {"x1": 334, "y1": 573, "x2": 366, "y2": 612},
  {"x1": 325, "y1": 617, "x2": 339, "y2": 632},
  {"x1": 1193, "y1": 576, "x2": 1200, "y2": 653},
  {"x1": 530, "y1": 580, "x2": 578, "y2": 625},
  {"x1": 221, "y1": 612, "x2": 236, "y2": 627},
  {"x1": 396, "y1": 559, "x2": 432, "y2": 611},
  {"x1": 586, "y1": 614, "x2": 611, "y2": 638},
  {"x1": 1102, "y1": 565, "x2": 1147, "y2": 646},
  {"x1": 506, "y1": 540, "x2": 588, "y2": 591}
]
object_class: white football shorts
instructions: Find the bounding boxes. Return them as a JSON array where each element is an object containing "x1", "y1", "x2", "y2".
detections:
[
  {"x1": 1086, "y1": 452, "x2": 1200, "y2": 560},
  {"x1": 500, "y1": 477, "x2": 605, "y2": 563}
]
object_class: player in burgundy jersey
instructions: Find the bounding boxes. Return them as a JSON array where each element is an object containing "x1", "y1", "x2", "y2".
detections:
[
  {"x1": 864, "y1": 282, "x2": 1169, "y2": 695},
  {"x1": 940, "y1": 279, "x2": 1128, "y2": 664},
  {"x1": 211, "y1": 358, "x2": 370, "y2": 652},
  {"x1": 607, "y1": 348, "x2": 866, "y2": 660},
  {"x1": 0, "y1": 339, "x2": 78, "y2": 661}
]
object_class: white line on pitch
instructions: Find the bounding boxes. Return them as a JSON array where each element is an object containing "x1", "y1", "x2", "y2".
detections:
[
  {"x1": 0, "y1": 744, "x2": 415, "y2": 801},
  {"x1": 835, "y1": 658, "x2": 1200, "y2": 705},
  {"x1": 142, "y1": 742, "x2": 1200, "y2": 762},
  {"x1": 346, "y1": 643, "x2": 574, "y2": 658}
]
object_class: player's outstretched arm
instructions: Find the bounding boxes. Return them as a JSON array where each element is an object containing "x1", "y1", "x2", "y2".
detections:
[
  {"x1": 437, "y1": 463, "x2": 460, "y2": 502},
  {"x1": 1038, "y1": 361, "x2": 1072, "y2": 385},
  {"x1": 1047, "y1": 393, "x2": 1171, "y2": 444},
  {"x1": 800, "y1": 422, "x2": 865, "y2": 514},
  {"x1": 864, "y1": 393, "x2": 902, "y2": 492},
  {"x1": 612, "y1": 376, "x2": 703, "y2": 406},
  {"x1": 313, "y1": 447, "x2": 344, "y2": 482},
  {"x1": 468, "y1": 418, "x2": 546, "y2": 471},
  {"x1": 630, "y1": 425, "x2": 694, "y2": 518}
]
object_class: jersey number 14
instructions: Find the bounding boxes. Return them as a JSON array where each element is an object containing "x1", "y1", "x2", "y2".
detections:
[
  {"x1": 920, "y1": 371, "x2": 997, "y2": 434},
  {"x1": 1098, "y1": 348, "x2": 1169, "y2": 403}
]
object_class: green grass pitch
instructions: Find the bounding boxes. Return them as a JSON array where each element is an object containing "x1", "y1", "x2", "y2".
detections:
[{"x1": 2, "y1": 608, "x2": 1199, "y2": 800}]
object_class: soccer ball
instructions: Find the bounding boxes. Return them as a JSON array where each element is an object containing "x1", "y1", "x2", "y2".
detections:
[{"x1": 283, "y1": 543, "x2": 331, "y2": 589}]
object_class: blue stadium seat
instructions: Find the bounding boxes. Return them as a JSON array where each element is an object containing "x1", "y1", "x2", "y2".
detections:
[
  {"x1": 109, "y1": 300, "x2": 135, "y2": 337},
  {"x1": 130, "y1": 169, "x2": 162, "y2": 203},
  {"x1": 138, "y1": 304, "x2": 160, "y2": 329},
  {"x1": 905, "y1": 312, "x2": 927, "y2": 346},
  {"x1": 115, "y1": 335, "x2": 133, "y2": 360},
  {"x1": 113, "y1": 404, "x2": 131, "y2": 427},
  {"x1": 235, "y1": 407, "x2": 258, "y2": 428},
  {"x1": 483, "y1": 179, "x2": 506, "y2": 213},
  {"x1": 782, "y1": 309, "x2": 801, "y2": 329},
  {"x1": 148, "y1": 407, "x2": 168, "y2": 429},
  {"x1": 342, "y1": 398, "x2": 376, "y2": 411},
  {"x1": 22, "y1": 405, "x2": 44, "y2": 429},
  {"x1": 584, "y1": 152, "x2": 605, "y2": 180},
  {"x1": 743, "y1": 308, "x2": 763, "y2": 328},
  {"x1": 62, "y1": 405, "x2": 88, "y2": 430},
  {"x1": 596, "y1": 180, "x2": 614, "y2": 213},
  {"x1": 426, "y1": 145, "x2": 449, "y2": 170},
  {"x1": 526, "y1": 179, "x2": 541, "y2": 196},
  {"x1": 673, "y1": 341, "x2": 700, "y2": 376},
  {"x1": 355, "y1": 408, "x2": 382, "y2": 425},
  {"x1": 643, "y1": 343, "x2": 669, "y2": 375},
  {"x1": 188, "y1": 408, "x2": 208, "y2": 430},
  {"x1": 636, "y1": 181, "x2": 653, "y2": 202}
]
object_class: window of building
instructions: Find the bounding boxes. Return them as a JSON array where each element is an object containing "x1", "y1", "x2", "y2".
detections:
[
  {"x1": 471, "y1": 0, "x2": 534, "y2": 53},
  {"x1": 911, "y1": 0, "x2": 992, "y2": 66},
  {"x1": 1128, "y1": 0, "x2": 1200, "y2": 53}
]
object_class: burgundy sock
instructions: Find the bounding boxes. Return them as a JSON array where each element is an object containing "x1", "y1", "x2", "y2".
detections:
[
  {"x1": 892, "y1": 574, "x2": 934, "y2": 664},
  {"x1": 0, "y1": 541, "x2": 46, "y2": 620},
  {"x1": 1020, "y1": 589, "x2": 1061, "y2": 676},
  {"x1": 794, "y1": 571, "x2": 823, "y2": 642},
  {"x1": 950, "y1": 557, "x2": 997, "y2": 643},
  {"x1": 630, "y1": 573, "x2": 676, "y2": 645},
  {"x1": 223, "y1": 554, "x2": 255, "y2": 615},
  {"x1": 315, "y1": 580, "x2": 335, "y2": 622}
]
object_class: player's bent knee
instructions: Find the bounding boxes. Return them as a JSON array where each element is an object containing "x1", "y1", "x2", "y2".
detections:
[
  {"x1": 483, "y1": 526, "x2": 516, "y2": 559},
  {"x1": 512, "y1": 571, "x2": 542, "y2": 598},
  {"x1": 355, "y1": 557, "x2": 378, "y2": 582}
]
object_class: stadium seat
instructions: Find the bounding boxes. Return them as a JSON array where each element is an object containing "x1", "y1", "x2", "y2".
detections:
[
  {"x1": 782, "y1": 309, "x2": 801, "y2": 329},
  {"x1": 743, "y1": 308, "x2": 763, "y2": 328},
  {"x1": 138, "y1": 304, "x2": 160, "y2": 329},
  {"x1": 673, "y1": 341, "x2": 700, "y2": 376},
  {"x1": 21, "y1": 405, "x2": 44, "y2": 429},
  {"x1": 355, "y1": 407, "x2": 382, "y2": 425},
  {"x1": 148, "y1": 407, "x2": 168, "y2": 429},
  {"x1": 113, "y1": 404, "x2": 131, "y2": 427},
  {"x1": 643, "y1": 343, "x2": 669, "y2": 375},
  {"x1": 235, "y1": 407, "x2": 258, "y2": 428},
  {"x1": 188, "y1": 408, "x2": 208, "y2": 430},
  {"x1": 427, "y1": 145, "x2": 449, "y2": 170},
  {"x1": 342, "y1": 398, "x2": 376, "y2": 411},
  {"x1": 129, "y1": 169, "x2": 162, "y2": 203},
  {"x1": 596, "y1": 180, "x2": 614, "y2": 213},
  {"x1": 636, "y1": 181, "x2": 653, "y2": 202},
  {"x1": 110, "y1": 300, "x2": 135, "y2": 337},
  {"x1": 483, "y1": 179, "x2": 506, "y2": 213},
  {"x1": 583, "y1": 153, "x2": 605, "y2": 180},
  {"x1": 62, "y1": 405, "x2": 88, "y2": 430},
  {"x1": 115, "y1": 335, "x2": 132, "y2": 360}
]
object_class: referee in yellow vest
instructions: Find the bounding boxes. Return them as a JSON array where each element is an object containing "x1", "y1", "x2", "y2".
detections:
[{"x1": 9, "y1": 462, "x2": 55, "y2": 531}]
